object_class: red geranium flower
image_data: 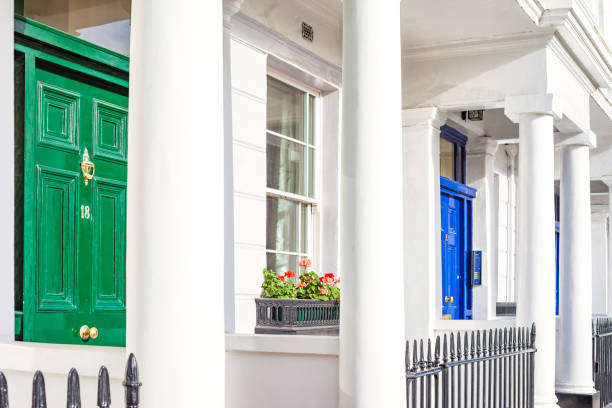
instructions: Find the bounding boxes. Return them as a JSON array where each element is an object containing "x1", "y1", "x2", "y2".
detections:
[
  {"x1": 285, "y1": 270, "x2": 296, "y2": 278},
  {"x1": 319, "y1": 277, "x2": 324, "y2": 282},
  {"x1": 299, "y1": 258, "x2": 312, "y2": 267},
  {"x1": 324, "y1": 273, "x2": 335, "y2": 279},
  {"x1": 297, "y1": 282, "x2": 305, "y2": 289},
  {"x1": 276, "y1": 275, "x2": 285, "y2": 282}
]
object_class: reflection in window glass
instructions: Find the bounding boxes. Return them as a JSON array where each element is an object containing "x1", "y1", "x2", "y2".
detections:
[
  {"x1": 266, "y1": 133, "x2": 306, "y2": 196},
  {"x1": 267, "y1": 77, "x2": 305, "y2": 141},
  {"x1": 266, "y1": 76, "x2": 317, "y2": 273},
  {"x1": 23, "y1": 0, "x2": 131, "y2": 55},
  {"x1": 440, "y1": 137, "x2": 455, "y2": 180}
]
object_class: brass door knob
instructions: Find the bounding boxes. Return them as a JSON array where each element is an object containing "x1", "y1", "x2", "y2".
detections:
[
  {"x1": 80, "y1": 148, "x2": 95, "y2": 186},
  {"x1": 444, "y1": 296, "x2": 454, "y2": 303},
  {"x1": 79, "y1": 325, "x2": 99, "y2": 341}
]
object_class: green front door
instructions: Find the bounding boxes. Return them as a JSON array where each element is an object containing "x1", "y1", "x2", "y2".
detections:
[{"x1": 24, "y1": 62, "x2": 128, "y2": 346}]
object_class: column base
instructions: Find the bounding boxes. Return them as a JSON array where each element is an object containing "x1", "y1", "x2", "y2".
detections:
[{"x1": 556, "y1": 391, "x2": 600, "y2": 408}]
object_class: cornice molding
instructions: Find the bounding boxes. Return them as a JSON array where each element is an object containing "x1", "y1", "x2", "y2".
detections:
[
  {"x1": 466, "y1": 137, "x2": 499, "y2": 157},
  {"x1": 402, "y1": 107, "x2": 446, "y2": 130},
  {"x1": 402, "y1": 30, "x2": 553, "y2": 62},
  {"x1": 230, "y1": 12, "x2": 342, "y2": 88}
]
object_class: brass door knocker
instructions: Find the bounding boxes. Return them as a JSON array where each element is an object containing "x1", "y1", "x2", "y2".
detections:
[{"x1": 80, "y1": 148, "x2": 95, "y2": 185}]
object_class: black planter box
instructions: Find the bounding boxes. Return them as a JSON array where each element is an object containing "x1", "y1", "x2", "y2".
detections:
[{"x1": 254, "y1": 298, "x2": 339, "y2": 335}]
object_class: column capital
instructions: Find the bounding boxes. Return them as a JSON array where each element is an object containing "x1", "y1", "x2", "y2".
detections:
[
  {"x1": 402, "y1": 107, "x2": 446, "y2": 130},
  {"x1": 223, "y1": 0, "x2": 244, "y2": 25},
  {"x1": 555, "y1": 130, "x2": 597, "y2": 148},
  {"x1": 601, "y1": 175, "x2": 612, "y2": 188},
  {"x1": 505, "y1": 144, "x2": 518, "y2": 158},
  {"x1": 504, "y1": 93, "x2": 562, "y2": 123},
  {"x1": 466, "y1": 137, "x2": 499, "y2": 157}
]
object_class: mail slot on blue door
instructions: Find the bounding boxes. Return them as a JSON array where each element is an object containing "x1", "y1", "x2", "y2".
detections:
[{"x1": 471, "y1": 251, "x2": 482, "y2": 286}]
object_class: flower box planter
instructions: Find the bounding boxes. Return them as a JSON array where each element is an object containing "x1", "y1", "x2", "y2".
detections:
[{"x1": 254, "y1": 298, "x2": 339, "y2": 335}]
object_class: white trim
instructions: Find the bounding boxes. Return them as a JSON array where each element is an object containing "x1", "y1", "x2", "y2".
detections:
[
  {"x1": 226, "y1": 333, "x2": 339, "y2": 356},
  {"x1": 266, "y1": 188, "x2": 317, "y2": 205},
  {"x1": 266, "y1": 130, "x2": 315, "y2": 149},
  {"x1": 231, "y1": 12, "x2": 341, "y2": 89},
  {"x1": 0, "y1": 341, "x2": 125, "y2": 379},
  {"x1": 268, "y1": 68, "x2": 322, "y2": 98}
]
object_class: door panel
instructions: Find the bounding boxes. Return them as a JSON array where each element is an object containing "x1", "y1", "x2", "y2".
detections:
[
  {"x1": 36, "y1": 166, "x2": 78, "y2": 312},
  {"x1": 92, "y1": 178, "x2": 126, "y2": 311},
  {"x1": 441, "y1": 193, "x2": 463, "y2": 319},
  {"x1": 25, "y1": 62, "x2": 127, "y2": 346}
]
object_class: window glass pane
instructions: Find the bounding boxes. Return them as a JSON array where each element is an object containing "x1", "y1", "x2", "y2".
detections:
[
  {"x1": 24, "y1": 0, "x2": 131, "y2": 55},
  {"x1": 266, "y1": 252, "x2": 298, "y2": 275},
  {"x1": 267, "y1": 77, "x2": 305, "y2": 141},
  {"x1": 440, "y1": 137, "x2": 454, "y2": 180},
  {"x1": 300, "y1": 204, "x2": 310, "y2": 254},
  {"x1": 266, "y1": 196, "x2": 299, "y2": 252},
  {"x1": 267, "y1": 133, "x2": 306, "y2": 195},
  {"x1": 308, "y1": 147, "x2": 315, "y2": 198},
  {"x1": 308, "y1": 95, "x2": 315, "y2": 145}
]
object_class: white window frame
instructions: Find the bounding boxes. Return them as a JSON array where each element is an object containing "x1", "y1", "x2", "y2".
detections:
[{"x1": 265, "y1": 72, "x2": 322, "y2": 272}]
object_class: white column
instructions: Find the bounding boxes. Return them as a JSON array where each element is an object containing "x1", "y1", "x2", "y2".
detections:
[
  {"x1": 126, "y1": 1, "x2": 226, "y2": 407},
  {"x1": 591, "y1": 211, "x2": 608, "y2": 315},
  {"x1": 556, "y1": 132, "x2": 597, "y2": 396},
  {"x1": 402, "y1": 107, "x2": 445, "y2": 340},
  {"x1": 339, "y1": 0, "x2": 406, "y2": 406},
  {"x1": 466, "y1": 137, "x2": 499, "y2": 319},
  {"x1": 507, "y1": 145, "x2": 518, "y2": 302},
  {"x1": 602, "y1": 176, "x2": 612, "y2": 315},
  {"x1": 0, "y1": 0, "x2": 14, "y2": 341},
  {"x1": 222, "y1": 0, "x2": 242, "y2": 333},
  {"x1": 505, "y1": 94, "x2": 561, "y2": 408}
]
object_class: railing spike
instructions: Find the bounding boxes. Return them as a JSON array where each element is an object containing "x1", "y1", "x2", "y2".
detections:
[
  {"x1": 32, "y1": 371, "x2": 46, "y2": 408},
  {"x1": 67, "y1": 368, "x2": 81, "y2": 408},
  {"x1": 97, "y1": 366, "x2": 111, "y2": 408},
  {"x1": 463, "y1": 331, "x2": 469, "y2": 359},
  {"x1": 0, "y1": 372, "x2": 8, "y2": 408},
  {"x1": 489, "y1": 329, "x2": 493, "y2": 355},
  {"x1": 419, "y1": 339, "x2": 426, "y2": 369},
  {"x1": 123, "y1": 353, "x2": 142, "y2": 408},
  {"x1": 471, "y1": 331, "x2": 475, "y2": 358},
  {"x1": 503, "y1": 327, "x2": 508, "y2": 352},
  {"x1": 450, "y1": 333, "x2": 456, "y2": 361},
  {"x1": 427, "y1": 338, "x2": 432, "y2": 367},
  {"x1": 413, "y1": 339, "x2": 418, "y2": 369},
  {"x1": 530, "y1": 322, "x2": 537, "y2": 348},
  {"x1": 443, "y1": 334, "x2": 449, "y2": 363},
  {"x1": 434, "y1": 336, "x2": 440, "y2": 365},
  {"x1": 494, "y1": 328, "x2": 499, "y2": 355},
  {"x1": 456, "y1": 332, "x2": 462, "y2": 360}
]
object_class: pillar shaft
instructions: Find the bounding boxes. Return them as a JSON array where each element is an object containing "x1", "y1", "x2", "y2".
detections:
[
  {"x1": 516, "y1": 113, "x2": 558, "y2": 408},
  {"x1": 339, "y1": 0, "x2": 406, "y2": 406},
  {"x1": 126, "y1": 1, "x2": 226, "y2": 407},
  {"x1": 556, "y1": 144, "x2": 595, "y2": 394}
]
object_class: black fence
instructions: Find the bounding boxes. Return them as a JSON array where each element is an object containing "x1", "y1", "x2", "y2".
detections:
[
  {"x1": 593, "y1": 317, "x2": 612, "y2": 407},
  {"x1": 406, "y1": 324, "x2": 536, "y2": 407},
  {"x1": 0, "y1": 353, "x2": 141, "y2": 408}
]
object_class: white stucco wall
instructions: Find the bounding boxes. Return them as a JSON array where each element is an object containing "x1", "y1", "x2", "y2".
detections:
[
  {"x1": 592, "y1": 212, "x2": 609, "y2": 315},
  {"x1": 0, "y1": 0, "x2": 14, "y2": 341},
  {"x1": 230, "y1": 38, "x2": 268, "y2": 334}
]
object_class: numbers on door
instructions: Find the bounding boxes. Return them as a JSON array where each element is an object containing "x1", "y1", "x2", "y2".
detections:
[{"x1": 80, "y1": 205, "x2": 91, "y2": 219}]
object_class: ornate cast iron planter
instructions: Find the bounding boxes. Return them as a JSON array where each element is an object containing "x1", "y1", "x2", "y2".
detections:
[{"x1": 255, "y1": 298, "x2": 339, "y2": 335}]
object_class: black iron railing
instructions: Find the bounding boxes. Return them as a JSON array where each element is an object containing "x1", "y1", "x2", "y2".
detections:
[
  {"x1": 0, "y1": 353, "x2": 141, "y2": 408},
  {"x1": 593, "y1": 317, "x2": 612, "y2": 407},
  {"x1": 406, "y1": 324, "x2": 536, "y2": 407}
]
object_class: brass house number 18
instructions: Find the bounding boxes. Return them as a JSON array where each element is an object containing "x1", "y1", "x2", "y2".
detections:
[{"x1": 80, "y1": 205, "x2": 91, "y2": 219}]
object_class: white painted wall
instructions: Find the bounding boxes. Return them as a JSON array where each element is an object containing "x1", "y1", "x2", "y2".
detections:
[
  {"x1": 0, "y1": 0, "x2": 14, "y2": 341},
  {"x1": 230, "y1": 38, "x2": 267, "y2": 334},
  {"x1": 592, "y1": 211, "x2": 608, "y2": 315}
]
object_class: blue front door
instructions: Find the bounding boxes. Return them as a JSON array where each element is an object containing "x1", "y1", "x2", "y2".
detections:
[{"x1": 441, "y1": 193, "x2": 463, "y2": 319}]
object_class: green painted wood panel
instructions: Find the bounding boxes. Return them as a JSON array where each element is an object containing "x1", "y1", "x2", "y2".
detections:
[{"x1": 23, "y1": 59, "x2": 128, "y2": 347}]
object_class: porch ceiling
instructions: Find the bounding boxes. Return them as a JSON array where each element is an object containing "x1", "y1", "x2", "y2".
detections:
[{"x1": 240, "y1": 0, "x2": 539, "y2": 67}]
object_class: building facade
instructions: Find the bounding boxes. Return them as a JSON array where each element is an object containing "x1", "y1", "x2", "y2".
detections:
[{"x1": 2, "y1": 0, "x2": 612, "y2": 407}]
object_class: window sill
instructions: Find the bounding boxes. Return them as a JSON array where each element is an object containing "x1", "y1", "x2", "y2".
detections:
[
  {"x1": 0, "y1": 341, "x2": 125, "y2": 378},
  {"x1": 225, "y1": 333, "x2": 339, "y2": 356}
]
